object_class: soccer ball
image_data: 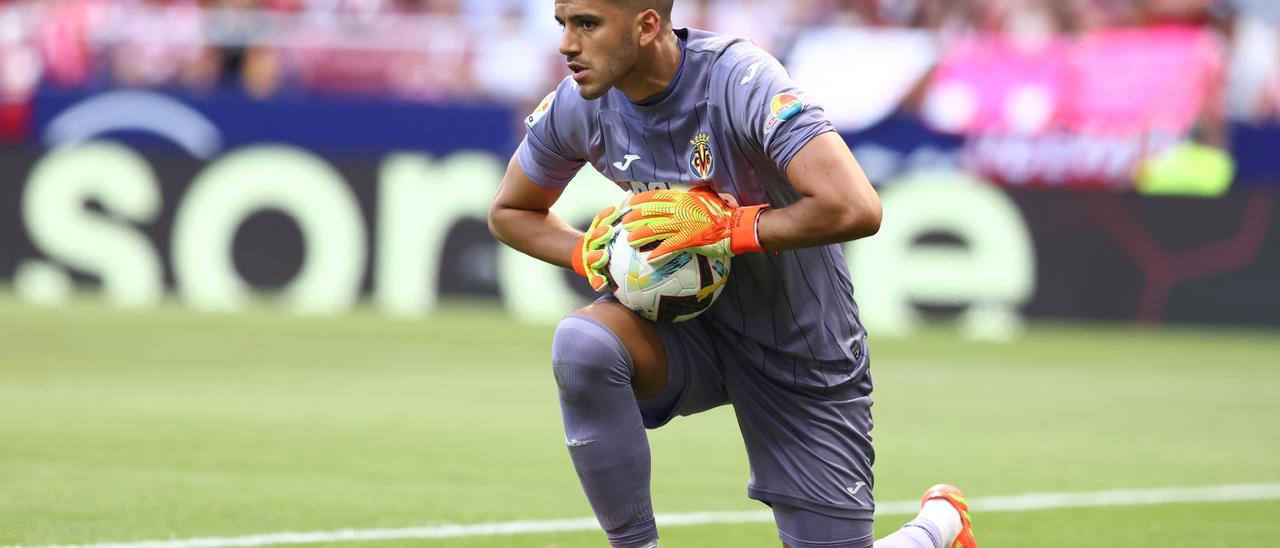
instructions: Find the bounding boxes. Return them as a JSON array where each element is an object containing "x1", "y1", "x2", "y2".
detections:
[{"x1": 607, "y1": 213, "x2": 731, "y2": 323}]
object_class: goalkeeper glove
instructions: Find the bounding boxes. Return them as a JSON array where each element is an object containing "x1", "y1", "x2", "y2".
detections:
[
  {"x1": 570, "y1": 204, "x2": 623, "y2": 291},
  {"x1": 622, "y1": 186, "x2": 768, "y2": 262}
]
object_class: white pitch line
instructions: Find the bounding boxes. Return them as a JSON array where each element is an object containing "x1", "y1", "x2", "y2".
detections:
[{"x1": 33, "y1": 482, "x2": 1280, "y2": 548}]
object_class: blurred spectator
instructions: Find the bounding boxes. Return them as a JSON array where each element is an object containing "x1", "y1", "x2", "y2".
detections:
[
  {"x1": 0, "y1": 0, "x2": 38, "y2": 142},
  {"x1": 35, "y1": 0, "x2": 109, "y2": 88},
  {"x1": 703, "y1": 0, "x2": 799, "y2": 53},
  {"x1": 472, "y1": 4, "x2": 556, "y2": 103},
  {"x1": 1065, "y1": 0, "x2": 1144, "y2": 32},
  {"x1": 107, "y1": 0, "x2": 210, "y2": 90},
  {"x1": 0, "y1": 0, "x2": 1271, "y2": 134},
  {"x1": 1223, "y1": 0, "x2": 1280, "y2": 121}
]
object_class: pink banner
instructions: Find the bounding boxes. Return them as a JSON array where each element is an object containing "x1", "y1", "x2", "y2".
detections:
[
  {"x1": 925, "y1": 26, "x2": 1223, "y2": 137},
  {"x1": 923, "y1": 35, "x2": 1070, "y2": 135},
  {"x1": 1067, "y1": 27, "x2": 1222, "y2": 135}
]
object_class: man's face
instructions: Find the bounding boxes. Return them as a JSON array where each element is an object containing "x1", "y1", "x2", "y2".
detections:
[{"x1": 555, "y1": 0, "x2": 640, "y2": 100}]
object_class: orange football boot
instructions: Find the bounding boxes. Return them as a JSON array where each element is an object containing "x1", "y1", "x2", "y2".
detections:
[{"x1": 921, "y1": 484, "x2": 976, "y2": 548}]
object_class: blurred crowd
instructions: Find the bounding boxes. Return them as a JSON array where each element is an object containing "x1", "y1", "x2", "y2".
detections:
[{"x1": 1, "y1": 0, "x2": 1279, "y2": 121}]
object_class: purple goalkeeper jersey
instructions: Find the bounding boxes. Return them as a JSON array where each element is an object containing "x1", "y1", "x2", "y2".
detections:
[{"x1": 518, "y1": 28, "x2": 868, "y2": 389}]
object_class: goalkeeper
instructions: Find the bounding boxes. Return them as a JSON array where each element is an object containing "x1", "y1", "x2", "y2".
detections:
[{"x1": 488, "y1": 1, "x2": 975, "y2": 547}]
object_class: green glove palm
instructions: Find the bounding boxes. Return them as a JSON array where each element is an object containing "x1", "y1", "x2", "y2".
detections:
[{"x1": 571, "y1": 204, "x2": 623, "y2": 291}]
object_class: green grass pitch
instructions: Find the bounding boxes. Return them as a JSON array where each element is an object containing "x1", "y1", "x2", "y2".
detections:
[{"x1": 1, "y1": 296, "x2": 1278, "y2": 547}]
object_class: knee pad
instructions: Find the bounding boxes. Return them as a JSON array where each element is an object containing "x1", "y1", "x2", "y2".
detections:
[{"x1": 551, "y1": 316, "x2": 634, "y2": 398}]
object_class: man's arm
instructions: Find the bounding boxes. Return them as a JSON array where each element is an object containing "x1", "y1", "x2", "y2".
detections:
[
  {"x1": 755, "y1": 132, "x2": 882, "y2": 250},
  {"x1": 488, "y1": 154, "x2": 579, "y2": 270}
]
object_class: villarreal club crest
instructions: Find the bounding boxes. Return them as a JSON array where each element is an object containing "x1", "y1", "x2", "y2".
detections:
[{"x1": 689, "y1": 133, "x2": 715, "y2": 180}]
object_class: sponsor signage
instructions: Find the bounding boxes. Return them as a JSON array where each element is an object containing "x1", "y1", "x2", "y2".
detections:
[
  {"x1": 1, "y1": 89, "x2": 1277, "y2": 333},
  {"x1": 1, "y1": 143, "x2": 1277, "y2": 332}
]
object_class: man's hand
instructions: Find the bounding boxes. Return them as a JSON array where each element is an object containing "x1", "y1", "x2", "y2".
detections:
[
  {"x1": 622, "y1": 186, "x2": 768, "y2": 262},
  {"x1": 571, "y1": 205, "x2": 623, "y2": 291}
]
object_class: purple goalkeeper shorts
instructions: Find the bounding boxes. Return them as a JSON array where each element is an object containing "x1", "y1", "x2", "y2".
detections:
[{"x1": 632, "y1": 300, "x2": 877, "y2": 521}]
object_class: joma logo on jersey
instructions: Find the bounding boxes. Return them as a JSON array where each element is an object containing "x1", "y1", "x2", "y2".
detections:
[{"x1": 689, "y1": 133, "x2": 715, "y2": 180}]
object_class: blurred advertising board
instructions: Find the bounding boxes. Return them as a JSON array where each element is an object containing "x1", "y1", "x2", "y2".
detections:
[
  {"x1": 27, "y1": 89, "x2": 517, "y2": 157},
  {"x1": 1, "y1": 90, "x2": 1277, "y2": 332}
]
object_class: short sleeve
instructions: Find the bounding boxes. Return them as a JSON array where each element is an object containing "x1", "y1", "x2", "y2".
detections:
[
  {"x1": 719, "y1": 44, "x2": 835, "y2": 172},
  {"x1": 516, "y1": 80, "x2": 591, "y2": 188}
]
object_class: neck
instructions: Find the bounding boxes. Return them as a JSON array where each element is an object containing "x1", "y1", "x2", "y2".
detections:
[{"x1": 617, "y1": 30, "x2": 681, "y2": 103}]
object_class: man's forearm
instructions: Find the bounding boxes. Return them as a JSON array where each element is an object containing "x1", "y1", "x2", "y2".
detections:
[
  {"x1": 755, "y1": 132, "x2": 882, "y2": 252},
  {"x1": 488, "y1": 206, "x2": 581, "y2": 270},
  {"x1": 754, "y1": 194, "x2": 881, "y2": 252}
]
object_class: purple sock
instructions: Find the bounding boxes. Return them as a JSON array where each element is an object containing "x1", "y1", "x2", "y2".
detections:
[{"x1": 552, "y1": 316, "x2": 658, "y2": 548}]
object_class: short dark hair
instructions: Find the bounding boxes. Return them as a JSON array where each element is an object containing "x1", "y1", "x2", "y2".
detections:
[{"x1": 610, "y1": 0, "x2": 674, "y2": 25}]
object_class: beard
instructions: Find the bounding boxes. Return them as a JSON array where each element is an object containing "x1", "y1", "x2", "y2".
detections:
[
  {"x1": 576, "y1": 74, "x2": 611, "y2": 100},
  {"x1": 575, "y1": 38, "x2": 639, "y2": 100}
]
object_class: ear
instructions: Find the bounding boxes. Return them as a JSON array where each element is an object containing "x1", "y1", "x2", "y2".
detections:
[{"x1": 636, "y1": 9, "x2": 663, "y2": 47}]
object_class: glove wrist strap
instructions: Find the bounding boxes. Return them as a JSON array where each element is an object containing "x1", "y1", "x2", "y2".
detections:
[
  {"x1": 570, "y1": 234, "x2": 590, "y2": 278},
  {"x1": 729, "y1": 204, "x2": 769, "y2": 255}
]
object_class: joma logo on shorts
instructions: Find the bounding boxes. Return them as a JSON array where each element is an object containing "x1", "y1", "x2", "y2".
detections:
[{"x1": 846, "y1": 482, "x2": 867, "y2": 497}]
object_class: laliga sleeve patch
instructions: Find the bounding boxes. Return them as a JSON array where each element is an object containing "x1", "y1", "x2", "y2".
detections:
[
  {"x1": 763, "y1": 93, "x2": 805, "y2": 135},
  {"x1": 526, "y1": 90, "x2": 557, "y2": 127}
]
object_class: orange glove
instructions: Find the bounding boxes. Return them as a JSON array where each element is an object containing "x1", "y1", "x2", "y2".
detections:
[
  {"x1": 570, "y1": 204, "x2": 623, "y2": 291},
  {"x1": 622, "y1": 186, "x2": 767, "y2": 262}
]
